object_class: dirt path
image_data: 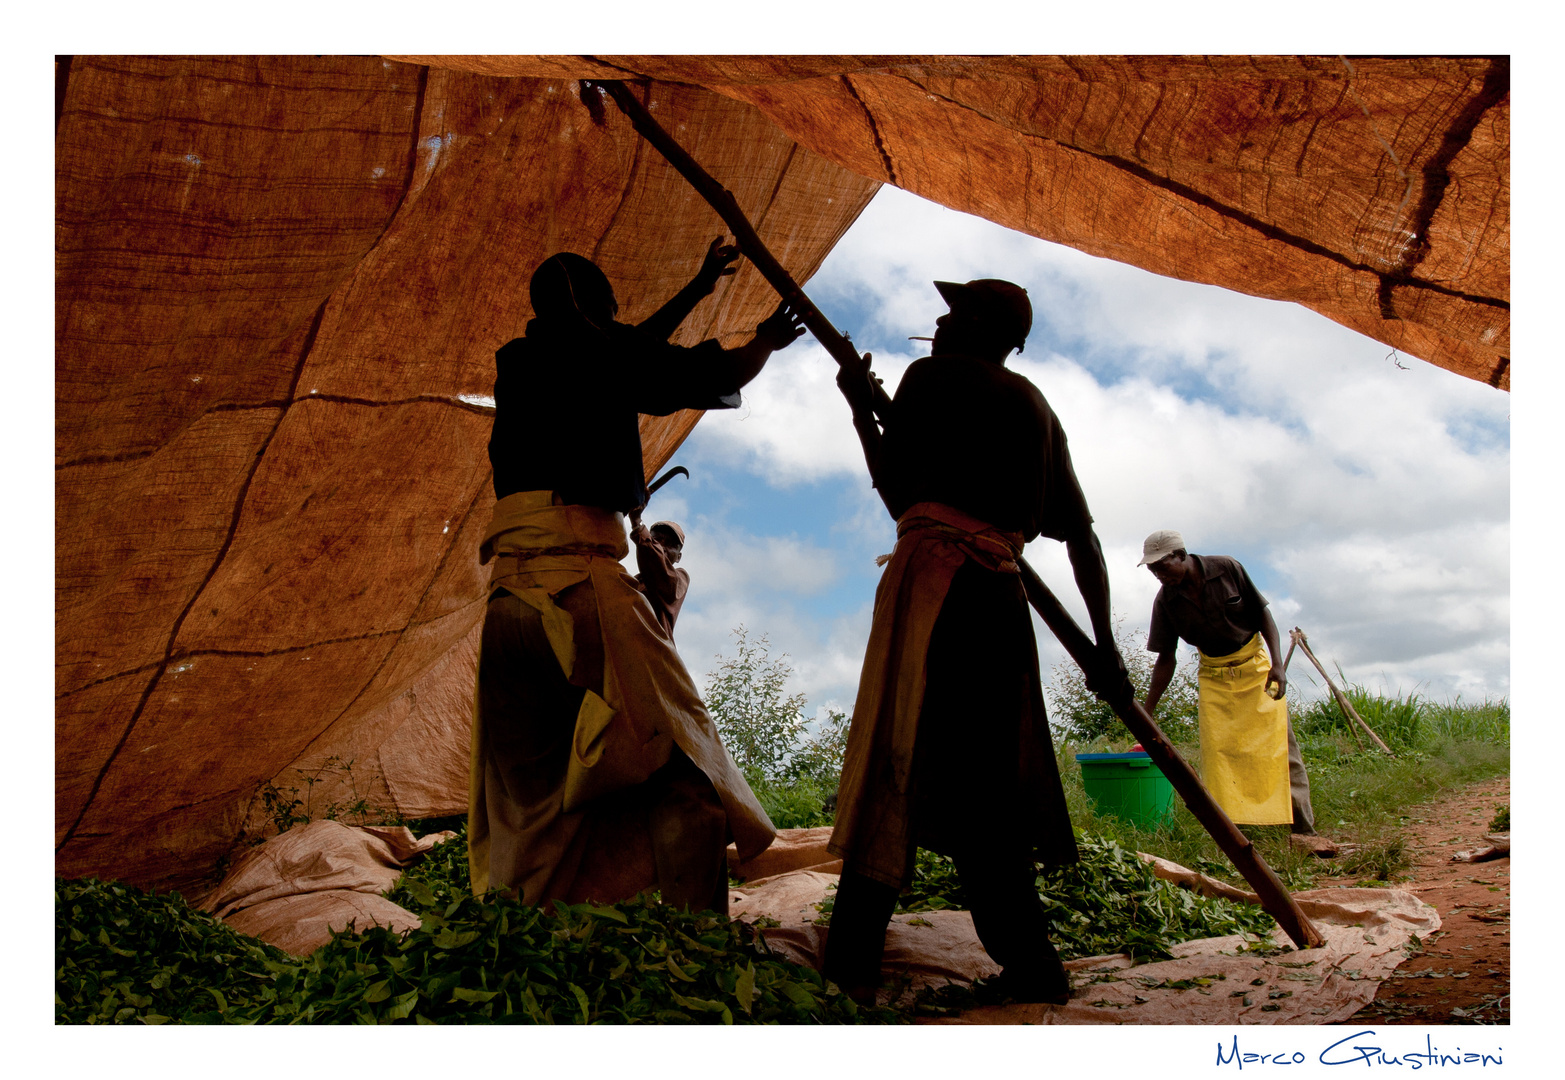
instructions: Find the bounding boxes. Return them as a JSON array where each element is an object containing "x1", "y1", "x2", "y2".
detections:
[{"x1": 1336, "y1": 775, "x2": 1510, "y2": 1025}]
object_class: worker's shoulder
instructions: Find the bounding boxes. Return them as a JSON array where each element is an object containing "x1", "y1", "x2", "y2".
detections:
[
  {"x1": 903, "y1": 354, "x2": 1048, "y2": 401},
  {"x1": 1198, "y1": 554, "x2": 1248, "y2": 578}
]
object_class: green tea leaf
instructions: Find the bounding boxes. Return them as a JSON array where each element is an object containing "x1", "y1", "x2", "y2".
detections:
[
  {"x1": 733, "y1": 960, "x2": 756, "y2": 1016},
  {"x1": 452, "y1": 987, "x2": 500, "y2": 1003}
]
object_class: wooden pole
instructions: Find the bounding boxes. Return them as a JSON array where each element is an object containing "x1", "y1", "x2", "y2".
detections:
[
  {"x1": 1019, "y1": 561, "x2": 1324, "y2": 950},
  {"x1": 589, "y1": 80, "x2": 870, "y2": 377},
  {"x1": 1290, "y1": 629, "x2": 1365, "y2": 754},
  {"x1": 592, "y1": 76, "x2": 1323, "y2": 952},
  {"x1": 1291, "y1": 629, "x2": 1393, "y2": 755}
]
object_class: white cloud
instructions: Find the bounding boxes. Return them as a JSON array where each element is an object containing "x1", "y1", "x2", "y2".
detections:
[{"x1": 674, "y1": 185, "x2": 1509, "y2": 710}]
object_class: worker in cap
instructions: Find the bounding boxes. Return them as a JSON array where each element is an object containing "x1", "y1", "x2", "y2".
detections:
[
  {"x1": 1138, "y1": 530, "x2": 1334, "y2": 855},
  {"x1": 825, "y1": 276, "x2": 1129, "y2": 1006},
  {"x1": 630, "y1": 519, "x2": 689, "y2": 638},
  {"x1": 471, "y1": 239, "x2": 806, "y2": 917}
]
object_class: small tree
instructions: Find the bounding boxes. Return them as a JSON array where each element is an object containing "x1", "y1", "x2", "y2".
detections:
[
  {"x1": 703, "y1": 626, "x2": 810, "y2": 783},
  {"x1": 787, "y1": 708, "x2": 851, "y2": 787},
  {"x1": 1046, "y1": 620, "x2": 1201, "y2": 744},
  {"x1": 704, "y1": 628, "x2": 852, "y2": 828}
]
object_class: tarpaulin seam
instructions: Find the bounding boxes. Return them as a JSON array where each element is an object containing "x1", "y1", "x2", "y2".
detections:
[
  {"x1": 55, "y1": 448, "x2": 160, "y2": 470},
  {"x1": 55, "y1": 627, "x2": 409, "y2": 701},
  {"x1": 58, "y1": 298, "x2": 330, "y2": 852},
  {"x1": 281, "y1": 393, "x2": 496, "y2": 416},
  {"x1": 1380, "y1": 57, "x2": 1510, "y2": 315},
  {"x1": 898, "y1": 74, "x2": 1508, "y2": 313},
  {"x1": 274, "y1": 479, "x2": 492, "y2": 770},
  {"x1": 841, "y1": 74, "x2": 898, "y2": 186}
]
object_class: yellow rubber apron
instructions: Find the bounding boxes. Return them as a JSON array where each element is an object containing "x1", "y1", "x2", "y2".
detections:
[{"x1": 1197, "y1": 633, "x2": 1291, "y2": 826}]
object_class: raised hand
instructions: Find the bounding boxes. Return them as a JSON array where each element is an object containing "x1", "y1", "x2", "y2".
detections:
[
  {"x1": 756, "y1": 300, "x2": 807, "y2": 350},
  {"x1": 695, "y1": 236, "x2": 741, "y2": 292}
]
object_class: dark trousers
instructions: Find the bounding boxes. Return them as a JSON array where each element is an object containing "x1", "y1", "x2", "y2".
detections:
[
  {"x1": 823, "y1": 560, "x2": 1069, "y2": 988},
  {"x1": 824, "y1": 839, "x2": 1063, "y2": 987}
]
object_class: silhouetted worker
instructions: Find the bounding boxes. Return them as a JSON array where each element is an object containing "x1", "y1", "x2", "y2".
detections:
[
  {"x1": 826, "y1": 278, "x2": 1126, "y2": 1005},
  {"x1": 631, "y1": 519, "x2": 688, "y2": 638},
  {"x1": 471, "y1": 239, "x2": 804, "y2": 914},
  {"x1": 1138, "y1": 530, "x2": 1335, "y2": 855}
]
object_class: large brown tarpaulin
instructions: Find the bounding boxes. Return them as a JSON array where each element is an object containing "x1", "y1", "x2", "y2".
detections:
[{"x1": 55, "y1": 56, "x2": 1507, "y2": 893}]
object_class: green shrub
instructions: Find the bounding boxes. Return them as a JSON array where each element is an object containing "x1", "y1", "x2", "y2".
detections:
[
  {"x1": 704, "y1": 627, "x2": 848, "y2": 823},
  {"x1": 1046, "y1": 620, "x2": 1201, "y2": 744},
  {"x1": 704, "y1": 627, "x2": 810, "y2": 782}
]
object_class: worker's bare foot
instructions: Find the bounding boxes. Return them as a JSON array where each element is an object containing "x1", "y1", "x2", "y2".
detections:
[
  {"x1": 1290, "y1": 833, "x2": 1339, "y2": 857},
  {"x1": 972, "y1": 970, "x2": 1072, "y2": 1006},
  {"x1": 833, "y1": 981, "x2": 879, "y2": 1007}
]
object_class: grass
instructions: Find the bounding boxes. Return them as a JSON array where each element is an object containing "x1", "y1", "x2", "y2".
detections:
[{"x1": 1053, "y1": 686, "x2": 1509, "y2": 891}]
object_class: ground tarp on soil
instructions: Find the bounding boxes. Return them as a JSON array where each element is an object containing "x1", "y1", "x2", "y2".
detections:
[{"x1": 727, "y1": 828, "x2": 1439, "y2": 1024}]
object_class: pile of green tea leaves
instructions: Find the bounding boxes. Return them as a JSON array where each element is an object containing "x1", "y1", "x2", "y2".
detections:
[
  {"x1": 56, "y1": 877, "x2": 292, "y2": 1024},
  {"x1": 894, "y1": 833, "x2": 1276, "y2": 962},
  {"x1": 58, "y1": 852, "x2": 903, "y2": 1025}
]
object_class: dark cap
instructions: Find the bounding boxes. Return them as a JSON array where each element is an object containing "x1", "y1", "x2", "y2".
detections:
[{"x1": 934, "y1": 278, "x2": 1032, "y2": 351}]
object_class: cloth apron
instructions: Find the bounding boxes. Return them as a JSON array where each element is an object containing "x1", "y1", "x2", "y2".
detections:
[
  {"x1": 828, "y1": 501, "x2": 1074, "y2": 889},
  {"x1": 1197, "y1": 633, "x2": 1291, "y2": 826},
  {"x1": 468, "y1": 491, "x2": 774, "y2": 896}
]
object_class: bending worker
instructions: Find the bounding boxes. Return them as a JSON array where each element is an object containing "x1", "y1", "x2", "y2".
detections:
[
  {"x1": 1138, "y1": 530, "x2": 1334, "y2": 854},
  {"x1": 471, "y1": 240, "x2": 804, "y2": 913},
  {"x1": 630, "y1": 519, "x2": 689, "y2": 639},
  {"x1": 826, "y1": 278, "x2": 1127, "y2": 1005}
]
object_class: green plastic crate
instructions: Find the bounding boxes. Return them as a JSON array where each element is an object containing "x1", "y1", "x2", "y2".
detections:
[{"x1": 1075, "y1": 752, "x2": 1175, "y2": 826}]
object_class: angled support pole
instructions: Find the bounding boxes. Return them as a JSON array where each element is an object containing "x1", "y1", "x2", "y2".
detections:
[
  {"x1": 1291, "y1": 628, "x2": 1393, "y2": 755},
  {"x1": 1018, "y1": 560, "x2": 1325, "y2": 950},
  {"x1": 586, "y1": 79, "x2": 868, "y2": 374}
]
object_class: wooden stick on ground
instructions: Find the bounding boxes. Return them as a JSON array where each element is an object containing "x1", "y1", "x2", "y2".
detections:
[
  {"x1": 591, "y1": 77, "x2": 1323, "y2": 951},
  {"x1": 1291, "y1": 628, "x2": 1393, "y2": 755}
]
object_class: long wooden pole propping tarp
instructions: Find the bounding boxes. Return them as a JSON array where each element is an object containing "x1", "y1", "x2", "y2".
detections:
[
  {"x1": 588, "y1": 80, "x2": 867, "y2": 373},
  {"x1": 592, "y1": 77, "x2": 1323, "y2": 952}
]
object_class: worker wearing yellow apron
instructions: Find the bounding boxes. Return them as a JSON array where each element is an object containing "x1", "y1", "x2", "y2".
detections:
[{"x1": 1138, "y1": 531, "x2": 1328, "y2": 847}]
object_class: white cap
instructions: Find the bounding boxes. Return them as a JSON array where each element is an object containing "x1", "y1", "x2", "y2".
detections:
[{"x1": 1137, "y1": 529, "x2": 1185, "y2": 566}]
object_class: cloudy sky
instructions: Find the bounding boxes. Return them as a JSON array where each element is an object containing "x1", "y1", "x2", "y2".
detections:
[{"x1": 638, "y1": 185, "x2": 1511, "y2": 725}]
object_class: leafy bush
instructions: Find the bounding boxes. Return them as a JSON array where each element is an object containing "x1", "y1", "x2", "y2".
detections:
[
  {"x1": 704, "y1": 627, "x2": 810, "y2": 782},
  {"x1": 1046, "y1": 620, "x2": 1201, "y2": 744},
  {"x1": 704, "y1": 627, "x2": 849, "y2": 826}
]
